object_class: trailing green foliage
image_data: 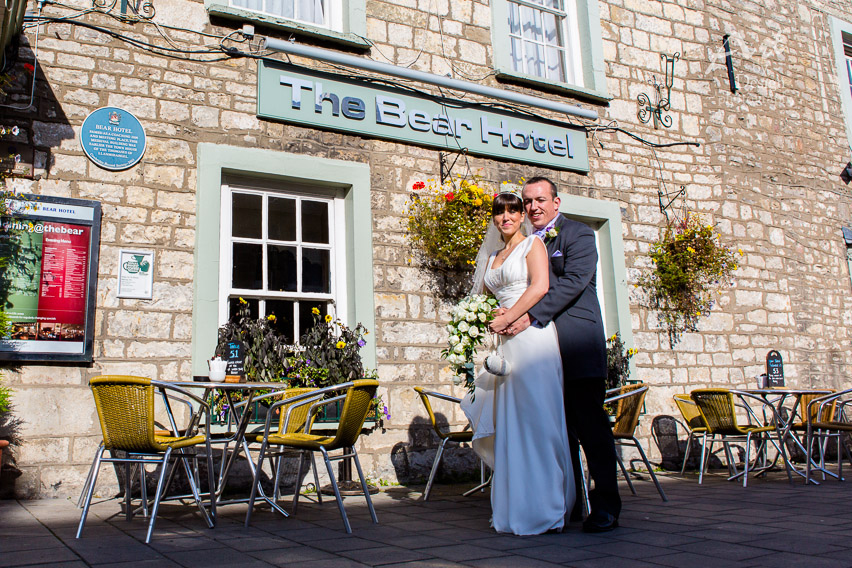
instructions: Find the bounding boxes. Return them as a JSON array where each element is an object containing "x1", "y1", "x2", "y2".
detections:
[{"x1": 216, "y1": 298, "x2": 288, "y2": 383}]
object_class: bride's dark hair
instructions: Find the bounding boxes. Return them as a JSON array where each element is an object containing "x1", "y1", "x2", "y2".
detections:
[{"x1": 492, "y1": 193, "x2": 523, "y2": 216}]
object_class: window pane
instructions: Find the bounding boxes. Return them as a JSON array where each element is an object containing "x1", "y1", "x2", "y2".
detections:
[
  {"x1": 266, "y1": 0, "x2": 292, "y2": 17},
  {"x1": 542, "y1": 11, "x2": 562, "y2": 46},
  {"x1": 545, "y1": 0, "x2": 561, "y2": 9},
  {"x1": 268, "y1": 245, "x2": 297, "y2": 292},
  {"x1": 299, "y1": 300, "x2": 327, "y2": 339},
  {"x1": 525, "y1": 41, "x2": 545, "y2": 78},
  {"x1": 268, "y1": 197, "x2": 296, "y2": 241},
  {"x1": 301, "y1": 200, "x2": 329, "y2": 244},
  {"x1": 232, "y1": 193, "x2": 262, "y2": 239},
  {"x1": 266, "y1": 299, "x2": 295, "y2": 342},
  {"x1": 232, "y1": 243, "x2": 263, "y2": 289},
  {"x1": 298, "y1": 0, "x2": 324, "y2": 24},
  {"x1": 302, "y1": 248, "x2": 330, "y2": 293},
  {"x1": 231, "y1": 0, "x2": 262, "y2": 10},
  {"x1": 546, "y1": 46, "x2": 566, "y2": 82},
  {"x1": 228, "y1": 296, "x2": 258, "y2": 320},
  {"x1": 521, "y1": 5, "x2": 542, "y2": 42},
  {"x1": 508, "y1": 2, "x2": 521, "y2": 35},
  {"x1": 510, "y1": 37, "x2": 523, "y2": 72}
]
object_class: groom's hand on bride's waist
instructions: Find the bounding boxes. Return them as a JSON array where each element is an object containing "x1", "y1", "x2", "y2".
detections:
[{"x1": 499, "y1": 313, "x2": 531, "y2": 337}]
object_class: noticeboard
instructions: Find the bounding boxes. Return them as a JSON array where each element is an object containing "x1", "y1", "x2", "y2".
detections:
[{"x1": 0, "y1": 194, "x2": 102, "y2": 362}]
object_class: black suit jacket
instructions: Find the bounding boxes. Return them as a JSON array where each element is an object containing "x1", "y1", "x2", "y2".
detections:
[{"x1": 527, "y1": 215, "x2": 606, "y2": 380}]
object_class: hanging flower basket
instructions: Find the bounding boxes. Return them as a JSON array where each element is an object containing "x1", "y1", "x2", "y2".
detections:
[{"x1": 638, "y1": 213, "x2": 739, "y2": 348}]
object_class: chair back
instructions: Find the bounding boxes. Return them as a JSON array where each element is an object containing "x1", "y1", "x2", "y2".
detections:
[
  {"x1": 690, "y1": 389, "x2": 743, "y2": 435},
  {"x1": 414, "y1": 387, "x2": 446, "y2": 439},
  {"x1": 673, "y1": 394, "x2": 706, "y2": 431},
  {"x1": 327, "y1": 379, "x2": 379, "y2": 450},
  {"x1": 612, "y1": 383, "x2": 647, "y2": 437},
  {"x1": 797, "y1": 391, "x2": 836, "y2": 426},
  {"x1": 90, "y1": 375, "x2": 159, "y2": 453},
  {"x1": 276, "y1": 387, "x2": 319, "y2": 434}
]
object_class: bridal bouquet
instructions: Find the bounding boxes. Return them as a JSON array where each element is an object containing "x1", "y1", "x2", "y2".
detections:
[{"x1": 442, "y1": 294, "x2": 498, "y2": 393}]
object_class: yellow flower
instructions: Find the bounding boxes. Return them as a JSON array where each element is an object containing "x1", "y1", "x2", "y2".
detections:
[
  {"x1": 335, "y1": 340, "x2": 346, "y2": 349},
  {"x1": 687, "y1": 246, "x2": 695, "y2": 253},
  {"x1": 609, "y1": 334, "x2": 618, "y2": 341},
  {"x1": 267, "y1": 314, "x2": 276, "y2": 323},
  {"x1": 473, "y1": 198, "x2": 482, "y2": 206},
  {"x1": 738, "y1": 248, "x2": 744, "y2": 255},
  {"x1": 325, "y1": 314, "x2": 333, "y2": 323},
  {"x1": 239, "y1": 297, "x2": 247, "y2": 305},
  {"x1": 312, "y1": 307, "x2": 320, "y2": 315}
]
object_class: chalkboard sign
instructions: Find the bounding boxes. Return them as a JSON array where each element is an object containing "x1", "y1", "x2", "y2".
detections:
[
  {"x1": 223, "y1": 340, "x2": 246, "y2": 381},
  {"x1": 766, "y1": 350, "x2": 784, "y2": 387}
]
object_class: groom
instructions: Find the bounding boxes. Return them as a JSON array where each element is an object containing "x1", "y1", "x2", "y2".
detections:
[{"x1": 506, "y1": 176, "x2": 621, "y2": 533}]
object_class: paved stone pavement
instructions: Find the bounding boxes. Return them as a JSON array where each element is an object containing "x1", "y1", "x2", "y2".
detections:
[{"x1": 2, "y1": 471, "x2": 852, "y2": 567}]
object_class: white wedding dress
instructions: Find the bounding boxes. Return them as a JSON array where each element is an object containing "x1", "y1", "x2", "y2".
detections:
[{"x1": 461, "y1": 235, "x2": 575, "y2": 535}]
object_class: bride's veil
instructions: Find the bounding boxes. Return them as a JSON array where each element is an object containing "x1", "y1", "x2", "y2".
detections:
[{"x1": 469, "y1": 210, "x2": 534, "y2": 296}]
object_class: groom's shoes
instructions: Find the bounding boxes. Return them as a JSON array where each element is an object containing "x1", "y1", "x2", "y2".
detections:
[{"x1": 582, "y1": 510, "x2": 618, "y2": 533}]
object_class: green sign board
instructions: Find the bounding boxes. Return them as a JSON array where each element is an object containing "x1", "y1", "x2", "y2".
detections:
[{"x1": 257, "y1": 61, "x2": 590, "y2": 172}]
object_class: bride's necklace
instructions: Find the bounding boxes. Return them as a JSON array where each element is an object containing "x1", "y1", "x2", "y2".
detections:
[{"x1": 495, "y1": 234, "x2": 524, "y2": 262}]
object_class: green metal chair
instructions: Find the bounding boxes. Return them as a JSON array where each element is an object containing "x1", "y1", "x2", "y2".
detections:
[
  {"x1": 606, "y1": 383, "x2": 667, "y2": 501},
  {"x1": 77, "y1": 375, "x2": 215, "y2": 543},
  {"x1": 245, "y1": 379, "x2": 379, "y2": 533}
]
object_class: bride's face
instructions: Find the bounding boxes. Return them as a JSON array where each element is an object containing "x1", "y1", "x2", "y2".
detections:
[{"x1": 493, "y1": 209, "x2": 525, "y2": 240}]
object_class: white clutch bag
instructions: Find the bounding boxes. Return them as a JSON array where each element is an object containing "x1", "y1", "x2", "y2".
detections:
[{"x1": 484, "y1": 339, "x2": 510, "y2": 376}]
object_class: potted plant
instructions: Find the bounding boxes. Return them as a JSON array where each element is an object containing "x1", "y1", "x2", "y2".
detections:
[
  {"x1": 605, "y1": 332, "x2": 637, "y2": 417},
  {"x1": 637, "y1": 213, "x2": 738, "y2": 348}
]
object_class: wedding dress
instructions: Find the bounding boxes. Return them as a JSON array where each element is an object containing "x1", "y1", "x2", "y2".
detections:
[{"x1": 461, "y1": 235, "x2": 575, "y2": 535}]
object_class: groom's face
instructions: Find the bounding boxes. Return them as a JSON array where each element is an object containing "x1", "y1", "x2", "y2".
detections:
[{"x1": 522, "y1": 181, "x2": 561, "y2": 230}]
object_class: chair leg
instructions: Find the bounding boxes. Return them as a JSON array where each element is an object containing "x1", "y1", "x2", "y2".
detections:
[
  {"x1": 273, "y1": 455, "x2": 284, "y2": 502},
  {"x1": 632, "y1": 437, "x2": 667, "y2": 502},
  {"x1": 293, "y1": 450, "x2": 307, "y2": 514},
  {"x1": 76, "y1": 447, "x2": 105, "y2": 538},
  {"x1": 352, "y1": 447, "x2": 379, "y2": 525},
  {"x1": 124, "y1": 462, "x2": 134, "y2": 521},
  {"x1": 178, "y1": 449, "x2": 214, "y2": 529},
  {"x1": 423, "y1": 438, "x2": 448, "y2": 501},
  {"x1": 615, "y1": 450, "x2": 636, "y2": 496},
  {"x1": 311, "y1": 453, "x2": 323, "y2": 505},
  {"x1": 320, "y1": 447, "x2": 351, "y2": 534},
  {"x1": 698, "y1": 433, "x2": 709, "y2": 485},
  {"x1": 680, "y1": 435, "x2": 693, "y2": 475},
  {"x1": 245, "y1": 440, "x2": 269, "y2": 527},
  {"x1": 743, "y1": 433, "x2": 752, "y2": 488},
  {"x1": 139, "y1": 463, "x2": 149, "y2": 518},
  {"x1": 146, "y1": 447, "x2": 173, "y2": 544},
  {"x1": 806, "y1": 424, "x2": 814, "y2": 484},
  {"x1": 77, "y1": 443, "x2": 103, "y2": 508}
]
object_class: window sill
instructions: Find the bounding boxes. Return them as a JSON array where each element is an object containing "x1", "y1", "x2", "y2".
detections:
[
  {"x1": 206, "y1": 5, "x2": 371, "y2": 50},
  {"x1": 494, "y1": 68, "x2": 611, "y2": 105}
]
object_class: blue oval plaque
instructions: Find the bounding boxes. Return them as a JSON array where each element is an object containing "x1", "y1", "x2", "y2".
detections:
[{"x1": 80, "y1": 107, "x2": 146, "y2": 170}]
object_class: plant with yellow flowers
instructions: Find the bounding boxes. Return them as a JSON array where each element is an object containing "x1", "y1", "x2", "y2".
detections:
[
  {"x1": 285, "y1": 307, "x2": 370, "y2": 389},
  {"x1": 216, "y1": 298, "x2": 289, "y2": 382},
  {"x1": 406, "y1": 176, "x2": 495, "y2": 270},
  {"x1": 638, "y1": 213, "x2": 738, "y2": 348},
  {"x1": 606, "y1": 332, "x2": 637, "y2": 391}
]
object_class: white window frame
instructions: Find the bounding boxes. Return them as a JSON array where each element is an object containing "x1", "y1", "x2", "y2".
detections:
[
  {"x1": 507, "y1": 0, "x2": 584, "y2": 87},
  {"x1": 204, "y1": 0, "x2": 367, "y2": 49},
  {"x1": 830, "y1": 16, "x2": 852, "y2": 157},
  {"x1": 228, "y1": 0, "x2": 341, "y2": 31},
  {"x1": 219, "y1": 181, "x2": 348, "y2": 341},
  {"x1": 491, "y1": 0, "x2": 609, "y2": 101}
]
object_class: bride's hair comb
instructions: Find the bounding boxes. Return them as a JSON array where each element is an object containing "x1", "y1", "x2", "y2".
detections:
[{"x1": 500, "y1": 184, "x2": 523, "y2": 201}]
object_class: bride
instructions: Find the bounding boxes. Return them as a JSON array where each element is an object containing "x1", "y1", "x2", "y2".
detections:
[{"x1": 461, "y1": 188, "x2": 575, "y2": 535}]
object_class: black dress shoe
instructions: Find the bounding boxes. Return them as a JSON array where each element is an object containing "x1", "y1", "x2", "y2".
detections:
[
  {"x1": 582, "y1": 510, "x2": 618, "y2": 533},
  {"x1": 569, "y1": 508, "x2": 584, "y2": 523}
]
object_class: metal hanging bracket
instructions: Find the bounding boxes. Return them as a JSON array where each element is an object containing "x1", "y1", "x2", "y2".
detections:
[{"x1": 637, "y1": 52, "x2": 680, "y2": 129}]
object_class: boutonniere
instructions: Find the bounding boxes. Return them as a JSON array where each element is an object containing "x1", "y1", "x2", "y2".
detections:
[{"x1": 545, "y1": 226, "x2": 560, "y2": 241}]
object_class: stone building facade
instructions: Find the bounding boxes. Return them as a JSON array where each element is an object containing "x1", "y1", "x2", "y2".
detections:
[{"x1": 2, "y1": 0, "x2": 852, "y2": 498}]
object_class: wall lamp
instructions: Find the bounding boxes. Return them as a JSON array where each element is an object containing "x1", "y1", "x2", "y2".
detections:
[{"x1": 262, "y1": 37, "x2": 599, "y2": 122}]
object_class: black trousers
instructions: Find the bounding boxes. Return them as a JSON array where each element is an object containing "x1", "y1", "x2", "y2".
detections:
[{"x1": 566, "y1": 378, "x2": 622, "y2": 518}]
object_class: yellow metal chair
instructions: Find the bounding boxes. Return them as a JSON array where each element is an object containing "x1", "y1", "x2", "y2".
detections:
[
  {"x1": 414, "y1": 387, "x2": 486, "y2": 500},
  {"x1": 690, "y1": 389, "x2": 786, "y2": 487},
  {"x1": 245, "y1": 380, "x2": 379, "y2": 533},
  {"x1": 605, "y1": 383, "x2": 667, "y2": 501},
  {"x1": 805, "y1": 388, "x2": 852, "y2": 483},
  {"x1": 673, "y1": 393, "x2": 709, "y2": 474},
  {"x1": 77, "y1": 375, "x2": 215, "y2": 543}
]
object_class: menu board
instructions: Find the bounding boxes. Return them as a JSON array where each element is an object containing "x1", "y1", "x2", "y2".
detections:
[{"x1": 0, "y1": 195, "x2": 101, "y2": 362}]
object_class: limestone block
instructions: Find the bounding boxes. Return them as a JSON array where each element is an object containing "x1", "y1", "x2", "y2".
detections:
[
  {"x1": 101, "y1": 339, "x2": 125, "y2": 358},
  {"x1": 375, "y1": 293, "x2": 408, "y2": 318},
  {"x1": 147, "y1": 139, "x2": 194, "y2": 165},
  {"x1": 144, "y1": 281, "x2": 192, "y2": 311},
  {"x1": 127, "y1": 340, "x2": 191, "y2": 359},
  {"x1": 388, "y1": 22, "x2": 413, "y2": 47},
  {"x1": 63, "y1": 88, "x2": 100, "y2": 106},
  {"x1": 46, "y1": 67, "x2": 90, "y2": 86},
  {"x1": 382, "y1": 321, "x2": 446, "y2": 345},
  {"x1": 16, "y1": 437, "x2": 70, "y2": 465},
  {"x1": 145, "y1": 164, "x2": 185, "y2": 188},
  {"x1": 160, "y1": 100, "x2": 190, "y2": 122},
  {"x1": 33, "y1": 121, "x2": 75, "y2": 147},
  {"x1": 222, "y1": 110, "x2": 260, "y2": 131},
  {"x1": 192, "y1": 106, "x2": 220, "y2": 128},
  {"x1": 106, "y1": 311, "x2": 173, "y2": 339},
  {"x1": 71, "y1": 436, "x2": 104, "y2": 464},
  {"x1": 735, "y1": 290, "x2": 762, "y2": 307},
  {"x1": 56, "y1": 53, "x2": 95, "y2": 69},
  {"x1": 15, "y1": 387, "x2": 97, "y2": 438},
  {"x1": 77, "y1": 181, "x2": 123, "y2": 203},
  {"x1": 107, "y1": 94, "x2": 156, "y2": 118},
  {"x1": 94, "y1": 361, "x2": 159, "y2": 378},
  {"x1": 41, "y1": 465, "x2": 103, "y2": 499},
  {"x1": 88, "y1": 163, "x2": 143, "y2": 183},
  {"x1": 378, "y1": 363, "x2": 417, "y2": 383}
]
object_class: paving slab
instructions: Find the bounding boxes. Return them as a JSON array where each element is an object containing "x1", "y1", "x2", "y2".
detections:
[{"x1": 2, "y1": 472, "x2": 852, "y2": 567}]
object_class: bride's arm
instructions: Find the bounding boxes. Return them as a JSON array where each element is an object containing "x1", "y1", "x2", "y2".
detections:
[{"x1": 489, "y1": 237, "x2": 549, "y2": 333}]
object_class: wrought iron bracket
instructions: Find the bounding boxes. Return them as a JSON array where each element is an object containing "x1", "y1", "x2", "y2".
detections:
[{"x1": 637, "y1": 52, "x2": 680, "y2": 129}]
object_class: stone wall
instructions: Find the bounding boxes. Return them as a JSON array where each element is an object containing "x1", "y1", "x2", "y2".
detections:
[{"x1": 3, "y1": 0, "x2": 852, "y2": 497}]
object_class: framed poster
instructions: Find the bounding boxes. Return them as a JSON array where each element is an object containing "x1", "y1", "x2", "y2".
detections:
[
  {"x1": 117, "y1": 249, "x2": 154, "y2": 299},
  {"x1": 0, "y1": 194, "x2": 102, "y2": 362}
]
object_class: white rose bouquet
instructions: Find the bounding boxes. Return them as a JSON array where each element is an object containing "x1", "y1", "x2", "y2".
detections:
[{"x1": 442, "y1": 294, "x2": 498, "y2": 394}]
